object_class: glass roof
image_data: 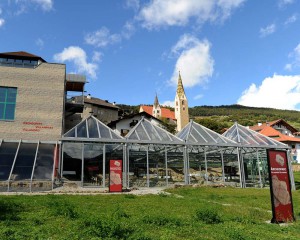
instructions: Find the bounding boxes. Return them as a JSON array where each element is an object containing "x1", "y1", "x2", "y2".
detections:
[
  {"x1": 63, "y1": 115, "x2": 123, "y2": 140},
  {"x1": 126, "y1": 117, "x2": 183, "y2": 144},
  {"x1": 223, "y1": 122, "x2": 288, "y2": 148},
  {"x1": 176, "y1": 120, "x2": 238, "y2": 146}
]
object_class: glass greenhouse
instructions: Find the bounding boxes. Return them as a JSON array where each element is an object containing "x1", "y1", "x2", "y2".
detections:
[{"x1": 0, "y1": 117, "x2": 294, "y2": 192}]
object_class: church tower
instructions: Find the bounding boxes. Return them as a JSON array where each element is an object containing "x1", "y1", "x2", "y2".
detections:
[
  {"x1": 175, "y1": 72, "x2": 189, "y2": 132},
  {"x1": 152, "y1": 93, "x2": 161, "y2": 118}
]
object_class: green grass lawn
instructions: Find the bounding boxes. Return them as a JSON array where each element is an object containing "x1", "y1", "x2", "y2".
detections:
[{"x1": 1, "y1": 176, "x2": 300, "y2": 240}]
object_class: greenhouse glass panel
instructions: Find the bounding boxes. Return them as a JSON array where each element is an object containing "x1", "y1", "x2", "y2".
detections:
[
  {"x1": 62, "y1": 143, "x2": 82, "y2": 181},
  {"x1": 76, "y1": 120, "x2": 88, "y2": 138},
  {"x1": 10, "y1": 143, "x2": 37, "y2": 192},
  {"x1": 64, "y1": 128, "x2": 76, "y2": 137},
  {"x1": 166, "y1": 147, "x2": 185, "y2": 185},
  {"x1": 135, "y1": 124, "x2": 149, "y2": 140},
  {"x1": 32, "y1": 144, "x2": 55, "y2": 180},
  {"x1": 128, "y1": 146, "x2": 148, "y2": 187},
  {"x1": 0, "y1": 142, "x2": 18, "y2": 181},
  {"x1": 10, "y1": 143, "x2": 37, "y2": 181},
  {"x1": 87, "y1": 118, "x2": 99, "y2": 138},
  {"x1": 99, "y1": 124, "x2": 111, "y2": 138},
  {"x1": 83, "y1": 144, "x2": 103, "y2": 187}
]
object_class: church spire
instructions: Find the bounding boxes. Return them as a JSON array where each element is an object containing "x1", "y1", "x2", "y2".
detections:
[
  {"x1": 176, "y1": 71, "x2": 185, "y2": 97},
  {"x1": 154, "y1": 93, "x2": 159, "y2": 108},
  {"x1": 152, "y1": 93, "x2": 161, "y2": 118}
]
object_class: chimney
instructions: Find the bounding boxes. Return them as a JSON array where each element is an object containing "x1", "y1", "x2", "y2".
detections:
[{"x1": 87, "y1": 94, "x2": 91, "y2": 99}]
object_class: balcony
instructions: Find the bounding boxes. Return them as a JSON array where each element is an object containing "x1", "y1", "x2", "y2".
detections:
[{"x1": 65, "y1": 74, "x2": 86, "y2": 113}]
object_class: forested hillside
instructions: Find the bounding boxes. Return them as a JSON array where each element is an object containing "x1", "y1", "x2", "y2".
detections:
[
  {"x1": 117, "y1": 104, "x2": 300, "y2": 133},
  {"x1": 190, "y1": 104, "x2": 300, "y2": 133}
]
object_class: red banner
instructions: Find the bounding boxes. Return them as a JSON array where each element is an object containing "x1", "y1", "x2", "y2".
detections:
[
  {"x1": 109, "y1": 160, "x2": 122, "y2": 192},
  {"x1": 267, "y1": 150, "x2": 295, "y2": 223}
]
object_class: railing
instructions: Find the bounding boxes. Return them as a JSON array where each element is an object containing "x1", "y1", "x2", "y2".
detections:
[{"x1": 0, "y1": 60, "x2": 38, "y2": 68}]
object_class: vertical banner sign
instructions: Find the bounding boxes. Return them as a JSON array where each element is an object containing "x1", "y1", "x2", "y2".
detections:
[
  {"x1": 109, "y1": 160, "x2": 123, "y2": 192},
  {"x1": 267, "y1": 150, "x2": 295, "y2": 223}
]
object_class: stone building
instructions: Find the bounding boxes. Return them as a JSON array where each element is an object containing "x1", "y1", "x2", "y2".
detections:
[{"x1": 64, "y1": 94, "x2": 119, "y2": 132}]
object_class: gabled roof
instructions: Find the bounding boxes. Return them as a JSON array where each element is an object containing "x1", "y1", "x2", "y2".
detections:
[
  {"x1": 126, "y1": 117, "x2": 183, "y2": 144},
  {"x1": 223, "y1": 122, "x2": 288, "y2": 148},
  {"x1": 250, "y1": 119, "x2": 298, "y2": 133},
  {"x1": 176, "y1": 120, "x2": 238, "y2": 146},
  {"x1": 260, "y1": 126, "x2": 300, "y2": 143},
  {"x1": 0, "y1": 51, "x2": 46, "y2": 62},
  {"x1": 108, "y1": 111, "x2": 162, "y2": 128},
  {"x1": 84, "y1": 96, "x2": 119, "y2": 109},
  {"x1": 140, "y1": 105, "x2": 176, "y2": 120},
  {"x1": 62, "y1": 115, "x2": 123, "y2": 141}
]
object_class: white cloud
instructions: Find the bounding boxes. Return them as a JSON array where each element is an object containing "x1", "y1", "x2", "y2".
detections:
[
  {"x1": 85, "y1": 22, "x2": 135, "y2": 48},
  {"x1": 161, "y1": 100, "x2": 175, "y2": 107},
  {"x1": 121, "y1": 21, "x2": 136, "y2": 39},
  {"x1": 92, "y1": 51, "x2": 102, "y2": 63},
  {"x1": 169, "y1": 34, "x2": 214, "y2": 88},
  {"x1": 237, "y1": 74, "x2": 300, "y2": 110},
  {"x1": 285, "y1": 63, "x2": 292, "y2": 71},
  {"x1": 278, "y1": 0, "x2": 294, "y2": 7},
  {"x1": 285, "y1": 43, "x2": 300, "y2": 70},
  {"x1": 35, "y1": 38, "x2": 44, "y2": 49},
  {"x1": 53, "y1": 46, "x2": 98, "y2": 79},
  {"x1": 85, "y1": 27, "x2": 121, "y2": 48},
  {"x1": 31, "y1": 0, "x2": 53, "y2": 11},
  {"x1": 125, "y1": 0, "x2": 140, "y2": 11},
  {"x1": 284, "y1": 14, "x2": 297, "y2": 25},
  {"x1": 259, "y1": 24, "x2": 276, "y2": 37},
  {"x1": 138, "y1": 0, "x2": 245, "y2": 29},
  {"x1": 0, "y1": 18, "x2": 4, "y2": 27}
]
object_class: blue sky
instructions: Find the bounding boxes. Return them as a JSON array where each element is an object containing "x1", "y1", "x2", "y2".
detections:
[{"x1": 1, "y1": 0, "x2": 300, "y2": 110}]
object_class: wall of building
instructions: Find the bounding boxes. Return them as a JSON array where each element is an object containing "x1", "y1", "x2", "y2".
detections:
[
  {"x1": 82, "y1": 104, "x2": 118, "y2": 125},
  {"x1": 0, "y1": 63, "x2": 65, "y2": 141}
]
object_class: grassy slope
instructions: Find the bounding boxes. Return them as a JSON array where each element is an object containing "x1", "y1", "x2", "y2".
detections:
[{"x1": 0, "y1": 179, "x2": 300, "y2": 240}]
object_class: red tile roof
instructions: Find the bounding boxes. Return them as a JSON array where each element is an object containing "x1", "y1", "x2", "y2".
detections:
[
  {"x1": 260, "y1": 126, "x2": 300, "y2": 143},
  {"x1": 140, "y1": 105, "x2": 176, "y2": 120},
  {"x1": 250, "y1": 119, "x2": 298, "y2": 133}
]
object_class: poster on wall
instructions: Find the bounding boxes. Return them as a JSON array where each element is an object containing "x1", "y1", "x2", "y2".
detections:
[
  {"x1": 109, "y1": 160, "x2": 123, "y2": 192},
  {"x1": 267, "y1": 150, "x2": 295, "y2": 223}
]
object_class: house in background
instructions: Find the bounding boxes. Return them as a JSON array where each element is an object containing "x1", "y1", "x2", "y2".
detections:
[
  {"x1": 250, "y1": 119, "x2": 300, "y2": 162},
  {"x1": 139, "y1": 103, "x2": 176, "y2": 124},
  {"x1": 108, "y1": 112, "x2": 163, "y2": 137},
  {"x1": 65, "y1": 94, "x2": 119, "y2": 132}
]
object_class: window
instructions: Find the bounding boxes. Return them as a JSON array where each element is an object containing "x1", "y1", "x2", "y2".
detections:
[{"x1": 0, "y1": 87, "x2": 17, "y2": 120}]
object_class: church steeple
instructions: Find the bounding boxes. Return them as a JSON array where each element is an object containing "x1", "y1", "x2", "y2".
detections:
[
  {"x1": 153, "y1": 93, "x2": 161, "y2": 118},
  {"x1": 176, "y1": 71, "x2": 185, "y2": 97},
  {"x1": 175, "y1": 71, "x2": 189, "y2": 132},
  {"x1": 154, "y1": 93, "x2": 159, "y2": 108}
]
